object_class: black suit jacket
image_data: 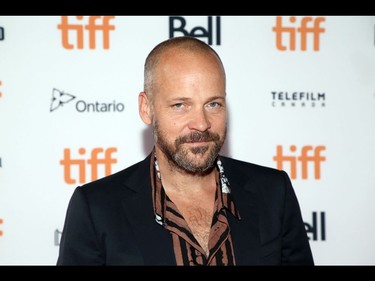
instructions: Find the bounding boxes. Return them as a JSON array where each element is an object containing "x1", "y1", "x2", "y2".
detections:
[{"x1": 57, "y1": 154, "x2": 314, "y2": 265}]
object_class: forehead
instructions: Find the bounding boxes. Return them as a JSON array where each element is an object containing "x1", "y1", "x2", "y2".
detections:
[
  {"x1": 148, "y1": 46, "x2": 226, "y2": 100},
  {"x1": 155, "y1": 48, "x2": 224, "y2": 80}
]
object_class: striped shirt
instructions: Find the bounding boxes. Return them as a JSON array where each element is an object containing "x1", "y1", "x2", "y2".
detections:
[{"x1": 150, "y1": 152, "x2": 241, "y2": 265}]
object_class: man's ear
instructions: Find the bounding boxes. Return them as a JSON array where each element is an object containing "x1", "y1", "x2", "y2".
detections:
[{"x1": 138, "y1": 91, "x2": 152, "y2": 125}]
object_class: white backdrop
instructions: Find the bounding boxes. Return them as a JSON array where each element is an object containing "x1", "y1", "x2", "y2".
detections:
[{"x1": 0, "y1": 15, "x2": 374, "y2": 265}]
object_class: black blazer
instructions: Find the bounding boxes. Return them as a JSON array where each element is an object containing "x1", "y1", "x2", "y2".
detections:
[{"x1": 57, "y1": 154, "x2": 314, "y2": 265}]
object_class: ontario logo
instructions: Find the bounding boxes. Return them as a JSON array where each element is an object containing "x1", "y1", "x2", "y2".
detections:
[{"x1": 50, "y1": 88, "x2": 125, "y2": 113}]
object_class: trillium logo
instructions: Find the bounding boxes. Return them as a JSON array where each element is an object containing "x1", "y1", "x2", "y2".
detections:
[{"x1": 50, "y1": 88, "x2": 76, "y2": 112}]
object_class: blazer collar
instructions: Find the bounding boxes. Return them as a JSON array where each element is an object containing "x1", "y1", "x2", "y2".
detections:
[
  {"x1": 120, "y1": 153, "x2": 153, "y2": 193},
  {"x1": 219, "y1": 156, "x2": 262, "y2": 265},
  {"x1": 119, "y1": 152, "x2": 176, "y2": 265}
]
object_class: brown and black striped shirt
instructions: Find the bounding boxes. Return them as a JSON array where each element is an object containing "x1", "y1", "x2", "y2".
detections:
[{"x1": 150, "y1": 152, "x2": 241, "y2": 265}]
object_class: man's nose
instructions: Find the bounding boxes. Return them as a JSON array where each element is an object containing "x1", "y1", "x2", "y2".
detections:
[{"x1": 187, "y1": 108, "x2": 211, "y2": 132}]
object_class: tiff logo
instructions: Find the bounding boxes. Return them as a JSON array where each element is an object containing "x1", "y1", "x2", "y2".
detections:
[
  {"x1": 0, "y1": 26, "x2": 4, "y2": 40},
  {"x1": 169, "y1": 16, "x2": 221, "y2": 45},
  {"x1": 304, "y1": 211, "x2": 326, "y2": 241},
  {"x1": 273, "y1": 145, "x2": 326, "y2": 180},
  {"x1": 0, "y1": 80, "x2": 3, "y2": 98},
  {"x1": 57, "y1": 16, "x2": 115, "y2": 50},
  {"x1": 0, "y1": 218, "x2": 3, "y2": 237},
  {"x1": 273, "y1": 16, "x2": 325, "y2": 51},
  {"x1": 60, "y1": 147, "x2": 117, "y2": 184}
]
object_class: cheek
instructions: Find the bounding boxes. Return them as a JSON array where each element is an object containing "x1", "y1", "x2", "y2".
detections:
[
  {"x1": 211, "y1": 114, "x2": 227, "y2": 129},
  {"x1": 155, "y1": 111, "x2": 185, "y2": 130},
  {"x1": 156, "y1": 117, "x2": 180, "y2": 136}
]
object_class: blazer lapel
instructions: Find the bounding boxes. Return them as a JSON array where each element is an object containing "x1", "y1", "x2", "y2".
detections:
[
  {"x1": 222, "y1": 157, "x2": 262, "y2": 265},
  {"x1": 120, "y1": 154, "x2": 176, "y2": 265}
]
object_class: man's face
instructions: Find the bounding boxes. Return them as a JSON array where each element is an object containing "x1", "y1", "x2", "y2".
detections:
[{"x1": 151, "y1": 50, "x2": 227, "y2": 174}]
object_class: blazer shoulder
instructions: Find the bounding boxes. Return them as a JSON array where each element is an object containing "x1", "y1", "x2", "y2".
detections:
[
  {"x1": 219, "y1": 155, "x2": 292, "y2": 199},
  {"x1": 220, "y1": 155, "x2": 287, "y2": 181},
  {"x1": 77, "y1": 154, "x2": 151, "y2": 194}
]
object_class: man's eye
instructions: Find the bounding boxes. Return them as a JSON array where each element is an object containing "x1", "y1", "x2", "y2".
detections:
[
  {"x1": 173, "y1": 103, "x2": 184, "y2": 109},
  {"x1": 207, "y1": 102, "x2": 220, "y2": 108}
]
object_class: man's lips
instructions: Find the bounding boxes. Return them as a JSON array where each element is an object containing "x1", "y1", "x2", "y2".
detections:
[{"x1": 184, "y1": 140, "x2": 211, "y2": 144}]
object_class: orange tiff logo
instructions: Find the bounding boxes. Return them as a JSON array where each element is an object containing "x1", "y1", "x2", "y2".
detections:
[
  {"x1": 272, "y1": 16, "x2": 325, "y2": 51},
  {"x1": 57, "y1": 16, "x2": 115, "y2": 50},
  {"x1": 60, "y1": 147, "x2": 117, "y2": 184},
  {"x1": 273, "y1": 145, "x2": 326, "y2": 179},
  {"x1": 0, "y1": 218, "x2": 3, "y2": 237}
]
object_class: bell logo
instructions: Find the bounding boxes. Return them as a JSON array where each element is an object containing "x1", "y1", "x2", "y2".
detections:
[
  {"x1": 272, "y1": 16, "x2": 325, "y2": 51},
  {"x1": 273, "y1": 145, "x2": 326, "y2": 179},
  {"x1": 169, "y1": 16, "x2": 221, "y2": 46},
  {"x1": 57, "y1": 16, "x2": 115, "y2": 50},
  {"x1": 60, "y1": 147, "x2": 117, "y2": 184},
  {"x1": 304, "y1": 211, "x2": 326, "y2": 241}
]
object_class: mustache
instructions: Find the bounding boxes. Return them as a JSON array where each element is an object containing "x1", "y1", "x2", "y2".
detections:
[{"x1": 176, "y1": 131, "x2": 220, "y2": 144}]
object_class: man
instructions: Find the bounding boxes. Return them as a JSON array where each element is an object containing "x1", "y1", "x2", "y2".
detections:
[{"x1": 57, "y1": 36, "x2": 314, "y2": 265}]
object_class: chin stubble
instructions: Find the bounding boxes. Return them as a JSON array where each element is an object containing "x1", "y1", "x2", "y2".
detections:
[{"x1": 153, "y1": 121, "x2": 226, "y2": 174}]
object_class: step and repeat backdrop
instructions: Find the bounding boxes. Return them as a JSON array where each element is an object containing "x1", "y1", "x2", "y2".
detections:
[{"x1": 0, "y1": 16, "x2": 374, "y2": 265}]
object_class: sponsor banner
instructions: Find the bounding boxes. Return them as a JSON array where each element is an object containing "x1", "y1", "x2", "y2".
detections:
[{"x1": 0, "y1": 16, "x2": 375, "y2": 265}]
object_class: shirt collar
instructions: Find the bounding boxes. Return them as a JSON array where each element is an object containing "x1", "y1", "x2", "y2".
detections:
[{"x1": 150, "y1": 150, "x2": 241, "y2": 226}]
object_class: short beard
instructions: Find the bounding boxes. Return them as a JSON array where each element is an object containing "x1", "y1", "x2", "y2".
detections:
[{"x1": 153, "y1": 120, "x2": 226, "y2": 175}]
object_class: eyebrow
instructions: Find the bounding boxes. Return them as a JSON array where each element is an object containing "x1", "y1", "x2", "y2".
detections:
[{"x1": 168, "y1": 96, "x2": 226, "y2": 103}]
